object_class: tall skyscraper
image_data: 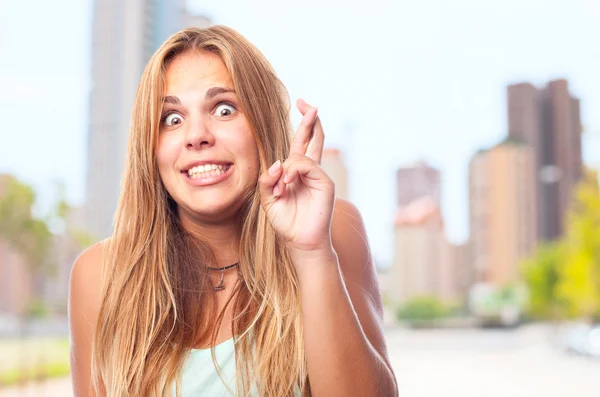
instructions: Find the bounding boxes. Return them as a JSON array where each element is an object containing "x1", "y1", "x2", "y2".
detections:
[
  {"x1": 390, "y1": 197, "x2": 446, "y2": 304},
  {"x1": 443, "y1": 242, "x2": 471, "y2": 304},
  {"x1": 507, "y1": 79, "x2": 582, "y2": 241},
  {"x1": 396, "y1": 161, "x2": 441, "y2": 208},
  {"x1": 469, "y1": 140, "x2": 537, "y2": 287},
  {"x1": 85, "y1": 0, "x2": 191, "y2": 239},
  {"x1": 390, "y1": 162, "x2": 453, "y2": 304},
  {"x1": 321, "y1": 148, "x2": 349, "y2": 201}
]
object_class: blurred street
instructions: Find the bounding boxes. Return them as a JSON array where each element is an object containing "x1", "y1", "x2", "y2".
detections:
[
  {"x1": 388, "y1": 324, "x2": 600, "y2": 397},
  {"x1": 2, "y1": 323, "x2": 600, "y2": 396},
  {"x1": 0, "y1": 377, "x2": 71, "y2": 397}
]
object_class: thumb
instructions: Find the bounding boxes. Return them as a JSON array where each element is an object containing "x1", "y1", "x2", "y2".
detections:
[{"x1": 259, "y1": 160, "x2": 284, "y2": 203}]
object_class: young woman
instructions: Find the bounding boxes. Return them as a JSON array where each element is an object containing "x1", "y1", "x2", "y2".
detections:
[{"x1": 69, "y1": 25, "x2": 397, "y2": 397}]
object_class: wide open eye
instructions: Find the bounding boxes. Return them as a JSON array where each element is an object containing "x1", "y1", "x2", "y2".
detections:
[
  {"x1": 213, "y1": 103, "x2": 237, "y2": 117},
  {"x1": 162, "y1": 112, "x2": 184, "y2": 126}
]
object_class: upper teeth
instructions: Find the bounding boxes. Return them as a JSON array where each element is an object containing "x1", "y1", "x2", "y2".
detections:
[{"x1": 187, "y1": 164, "x2": 226, "y2": 176}]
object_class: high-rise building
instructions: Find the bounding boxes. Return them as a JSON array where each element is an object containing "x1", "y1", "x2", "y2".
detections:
[
  {"x1": 389, "y1": 196, "x2": 446, "y2": 304},
  {"x1": 469, "y1": 139, "x2": 537, "y2": 287},
  {"x1": 85, "y1": 0, "x2": 191, "y2": 239},
  {"x1": 507, "y1": 79, "x2": 582, "y2": 241},
  {"x1": 321, "y1": 148, "x2": 349, "y2": 201},
  {"x1": 396, "y1": 161, "x2": 441, "y2": 208},
  {"x1": 390, "y1": 161, "x2": 455, "y2": 304},
  {"x1": 439, "y1": 241, "x2": 471, "y2": 304}
]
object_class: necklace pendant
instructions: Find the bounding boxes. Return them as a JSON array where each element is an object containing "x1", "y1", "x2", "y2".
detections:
[
  {"x1": 213, "y1": 271, "x2": 226, "y2": 291},
  {"x1": 208, "y1": 262, "x2": 238, "y2": 292}
]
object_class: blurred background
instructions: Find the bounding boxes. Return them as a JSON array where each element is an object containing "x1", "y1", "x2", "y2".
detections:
[{"x1": 1, "y1": 0, "x2": 600, "y2": 396}]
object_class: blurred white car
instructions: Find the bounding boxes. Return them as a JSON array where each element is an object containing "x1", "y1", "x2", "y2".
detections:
[
  {"x1": 587, "y1": 326, "x2": 600, "y2": 358},
  {"x1": 561, "y1": 322, "x2": 600, "y2": 359}
]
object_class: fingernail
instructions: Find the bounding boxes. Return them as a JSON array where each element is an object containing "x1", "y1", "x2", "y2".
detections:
[
  {"x1": 273, "y1": 184, "x2": 281, "y2": 197},
  {"x1": 268, "y1": 160, "x2": 281, "y2": 176}
]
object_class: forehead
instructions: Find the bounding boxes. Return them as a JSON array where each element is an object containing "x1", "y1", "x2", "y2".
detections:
[{"x1": 164, "y1": 50, "x2": 233, "y2": 93}]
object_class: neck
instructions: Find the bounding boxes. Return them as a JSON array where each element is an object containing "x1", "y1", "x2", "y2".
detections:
[{"x1": 178, "y1": 210, "x2": 240, "y2": 266}]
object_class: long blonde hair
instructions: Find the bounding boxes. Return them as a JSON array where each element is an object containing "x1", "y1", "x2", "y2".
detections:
[{"x1": 92, "y1": 26, "x2": 309, "y2": 396}]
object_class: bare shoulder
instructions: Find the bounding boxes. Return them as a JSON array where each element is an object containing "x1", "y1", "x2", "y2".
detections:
[
  {"x1": 331, "y1": 199, "x2": 372, "y2": 275},
  {"x1": 69, "y1": 238, "x2": 109, "y2": 335},
  {"x1": 71, "y1": 239, "x2": 108, "y2": 276},
  {"x1": 330, "y1": 199, "x2": 382, "y2": 318},
  {"x1": 69, "y1": 239, "x2": 110, "y2": 397},
  {"x1": 70, "y1": 239, "x2": 108, "y2": 302}
]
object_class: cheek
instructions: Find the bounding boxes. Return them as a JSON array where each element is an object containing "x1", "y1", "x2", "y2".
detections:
[
  {"x1": 228, "y1": 128, "x2": 259, "y2": 174},
  {"x1": 242, "y1": 141, "x2": 260, "y2": 177},
  {"x1": 156, "y1": 135, "x2": 179, "y2": 180}
]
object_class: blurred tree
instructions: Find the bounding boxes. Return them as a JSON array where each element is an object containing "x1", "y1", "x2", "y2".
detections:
[
  {"x1": 0, "y1": 176, "x2": 95, "y2": 382},
  {"x1": 0, "y1": 176, "x2": 54, "y2": 382},
  {"x1": 556, "y1": 169, "x2": 600, "y2": 321},
  {"x1": 523, "y1": 169, "x2": 600, "y2": 321},
  {"x1": 396, "y1": 296, "x2": 449, "y2": 325},
  {"x1": 522, "y1": 242, "x2": 565, "y2": 319},
  {"x1": 0, "y1": 176, "x2": 52, "y2": 274},
  {"x1": 47, "y1": 179, "x2": 96, "y2": 250}
]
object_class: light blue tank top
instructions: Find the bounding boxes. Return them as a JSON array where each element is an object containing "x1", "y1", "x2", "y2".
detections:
[
  {"x1": 175, "y1": 338, "x2": 302, "y2": 396},
  {"x1": 177, "y1": 337, "x2": 241, "y2": 397}
]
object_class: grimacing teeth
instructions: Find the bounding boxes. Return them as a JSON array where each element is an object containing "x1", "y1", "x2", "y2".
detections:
[
  {"x1": 190, "y1": 169, "x2": 223, "y2": 179},
  {"x1": 187, "y1": 164, "x2": 230, "y2": 177}
]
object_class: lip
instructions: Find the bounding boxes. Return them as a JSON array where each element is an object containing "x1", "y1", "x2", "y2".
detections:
[{"x1": 181, "y1": 164, "x2": 233, "y2": 187}]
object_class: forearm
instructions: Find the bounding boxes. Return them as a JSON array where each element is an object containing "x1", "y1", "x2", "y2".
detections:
[{"x1": 294, "y1": 249, "x2": 397, "y2": 397}]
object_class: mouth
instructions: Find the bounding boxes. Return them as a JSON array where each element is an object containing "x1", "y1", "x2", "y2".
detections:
[{"x1": 181, "y1": 163, "x2": 233, "y2": 182}]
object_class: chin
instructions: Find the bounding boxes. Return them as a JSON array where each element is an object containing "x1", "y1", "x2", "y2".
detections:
[{"x1": 182, "y1": 198, "x2": 244, "y2": 223}]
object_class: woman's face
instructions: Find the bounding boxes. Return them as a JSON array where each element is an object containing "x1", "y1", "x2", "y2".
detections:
[{"x1": 156, "y1": 50, "x2": 260, "y2": 223}]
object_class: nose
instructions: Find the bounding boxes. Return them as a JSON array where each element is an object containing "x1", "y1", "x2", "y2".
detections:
[{"x1": 184, "y1": 116, "x2": 215, "y2": 149}]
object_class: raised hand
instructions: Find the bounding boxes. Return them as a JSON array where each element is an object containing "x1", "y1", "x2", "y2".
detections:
[{"x1": 259, "y1": 99, "x2": 335, "y2": 257}]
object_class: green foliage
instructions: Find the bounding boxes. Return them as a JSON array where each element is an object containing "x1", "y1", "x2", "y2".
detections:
[
  {"x1": 396, "y1": 296, "x2": 449, "y2": 324},
  {"x1": 0, "y1": 177, "x2": 52, "y2": 271},
  {"x1": 523, "y1": 169, "x2": 600, "y2": 321},
  {"x1": 25, "y1": 299, "x2": 50, "y2": 319},
  {"x1": 53, "y1": 180, "x2": 71, "y2": 219},
  {"x1": 49, "y1": 179, "x2": 97, "y2": 250},
  {"x1": 0, "y1": 176, "x2": 97, "y2": 318},
  {"x1": 483, "y1": 284, "x2": 526, "y2": 310},
  {"x1": 0, "y1": 362, "x2": 70, "y2": 386},
  {"x1": 556, "y1": 170, "x2": 600, "y2": 320},
  {"x1": 69, "y1": 227, "x2": 96, "y2": 250},
  {"x1": 522, "y1": 243, "x2": 564, "y2": 319},
  {"x1": 0, "y1": 337, "x2": 70, "y2": 386}
]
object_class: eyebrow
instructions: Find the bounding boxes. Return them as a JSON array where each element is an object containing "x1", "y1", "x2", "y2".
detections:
[
  {"x1": 162, "y1": 87, "x2": 236, "y2": 105},
  {"x1": 205, "y1": 86, "x2": 236, "y2": 99}
]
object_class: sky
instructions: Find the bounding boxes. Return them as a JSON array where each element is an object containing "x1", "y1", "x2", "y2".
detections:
[{"x1": 0, "y1": 0, "x2": 599, "y2": 266}]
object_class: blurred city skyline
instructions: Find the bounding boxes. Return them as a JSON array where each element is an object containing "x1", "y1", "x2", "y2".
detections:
[
  {"x1": 1, "y1": 1, "x2": 600, "y2": 393},
  {"x1": 1, "y1": 0, "x2": 599, "y2": 265}
]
